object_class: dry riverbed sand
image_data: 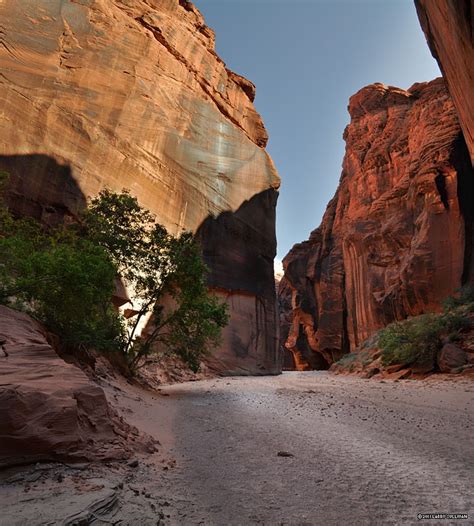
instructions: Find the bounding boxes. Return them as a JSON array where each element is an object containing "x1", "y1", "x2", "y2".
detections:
[{"x1": 1, "y1": 372, "x2": 473, "y2": 525}]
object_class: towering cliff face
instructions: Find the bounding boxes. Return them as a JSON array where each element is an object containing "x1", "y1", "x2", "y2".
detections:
[
  {"x1": 415, "y1": 0, "x2": 474, "y2": 165},
  {"x1": 0, "y1": 0, "x2": 281, "y2": 374},
  {"x1": 280, "y1": 78, "x2": 473, "y2": 370}
]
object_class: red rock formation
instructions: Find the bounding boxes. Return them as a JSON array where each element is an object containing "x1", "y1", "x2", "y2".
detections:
[
  {"x1": 415, "y1": 0, "x2": 474, "y2": 165},
  {"x1": 0, "y1": 0, "x2": 280, "y2": 374},
  {"x1": 0, "y1": 306, "x2": 151, "y2": 467},
  {"x1": 280, "y1": 79, "x2": 473, "y2": 369},
  {"x1": 437, "y1": 343, "x2": 469, "y2": 373}
]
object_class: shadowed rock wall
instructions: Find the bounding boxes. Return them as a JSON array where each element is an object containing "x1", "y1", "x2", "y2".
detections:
[
  {"x1": 0, "y1": 0, "x2": 280, "y2": 374},
  {"x1": 280, "y1": 79, "x2": 473, "y2": 369},
  {"x1": 196, "y1": 189, "x2": 280, "y2": 374},
  {"x1": 0, "y1": 154, "x2": 86, "y2": 225}
]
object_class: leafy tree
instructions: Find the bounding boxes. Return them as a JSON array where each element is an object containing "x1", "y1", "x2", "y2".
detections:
[
  {"x1": 0, "y1": 179, "x2": 228, "y2": 371},
  {"x1": 84, "y1": 189, "x2": 228, "y2": 370},
  {"x1": 0, "y1": 184, "x2": 123, "y2": 352}
]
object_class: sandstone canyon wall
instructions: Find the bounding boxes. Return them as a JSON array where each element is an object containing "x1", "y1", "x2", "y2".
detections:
[
  {"x1": 280, "y1": 79, "x2": 473, "y2": 370},
  {"x1": 0, "y1": 0, "x2": 281, "y2": 374},
  {"x1": 415, "y1": 0, "x2": 474, "y2": 165}
]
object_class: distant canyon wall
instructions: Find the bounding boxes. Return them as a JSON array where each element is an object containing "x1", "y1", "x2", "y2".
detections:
[
  {"x1": 415, "y1": 0, "x2": 474, "y2": 165},
  {"x1": 0, "y1": 0, "x2": 281, "y2": 374},
  {"x1": 280, "y1": 78, "x2": 473, "y2": 370}
]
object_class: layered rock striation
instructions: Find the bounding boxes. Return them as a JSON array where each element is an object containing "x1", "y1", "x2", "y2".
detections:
[
  {"x1": 415, "y1": 0, "x2": 474, "y2": 165},
  {"x1": 280, "y1": 78, "x2": 473, "y2": 370},
  {"x1": 0, "y1": 0, "x2": 280, "y2": 374},
  {"x1": 0, "y1": 306, "x2": 151, "y2": 467}
]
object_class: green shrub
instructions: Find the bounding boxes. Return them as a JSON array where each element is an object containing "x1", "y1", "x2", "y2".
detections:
[
  {"x1": 0, "y1": 182, "x2": 228, "y2": 371},
  {"x1": 443, "y1": 285, "x2": 474, "y2": 311},
  {"x1": 360, "y1": 333, "x2": 379, "y2": 350},
  {"x1": 379, "y1": 314, "x2": 442, "y2": 367},
  {"x1": 441, "y1": 308, "x2": 472, "y2": 332},
  {"x1": 335, "y1": 353, "x2": 358, "y2": 368},
  {"x1": 334, "y1": 349, "x2": 376, "y2": 373},
  {"x1": 379, "y1": 307, "x2": 471, "y2": 368},
  {"x1": 358, "y1": 350, "x2": 373, "y2": 366},
  {"x1": 0, "y1": 217, "x2": 123, "y2": 352}
]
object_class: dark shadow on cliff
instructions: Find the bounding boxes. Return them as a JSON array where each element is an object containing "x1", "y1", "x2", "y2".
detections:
[
  {"x1": 0, "y1": 154, "x2": 86, "y2": 224},
  {"x1": 196, "y1": 188, "x2": 281, "y2": 373},
  {"x1": 195, "y1": 188, "x2": 278, "y2": 301},
  {"x1": 450, "y1": 133, "x2": 474, "y2": 284},
  {"x1": 197, "y1": 188, "x2": 280, "y2": 372},
  {"x1": 141, "y1": 188, "x2": 282, "y2": 375}
]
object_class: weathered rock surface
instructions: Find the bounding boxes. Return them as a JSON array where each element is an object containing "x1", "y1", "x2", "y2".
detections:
[
  {"x1": 0, "y1": 306, "x2": 150, "y2": 467},
  {"x1": 196, "y1": 189, "x2": 279, "y2": 374},
  {"x1": 280, "y1": 79, "x2": 473, "y2": 369},
  {"x1": 415, "y1": 0, "x2": 474, "y2": 165},
  {"x1": 437, "y1": 342, "x2": 468, "y2": 373},
  {"x1": 330, "y1": 326, "x2": 474, "y2": 380},
  {"x1": 0, "y1": 0, "x2": 280, "y2": 374}
]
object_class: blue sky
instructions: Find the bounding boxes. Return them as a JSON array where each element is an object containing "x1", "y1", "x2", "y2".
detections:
[{"x1": 194, "y1": 0, "x2": 440, "y2": 262}]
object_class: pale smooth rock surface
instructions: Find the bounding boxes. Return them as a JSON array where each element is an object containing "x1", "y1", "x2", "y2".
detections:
[{"x1": 0, "y1": 0, "x2": 281, "y2": 374}]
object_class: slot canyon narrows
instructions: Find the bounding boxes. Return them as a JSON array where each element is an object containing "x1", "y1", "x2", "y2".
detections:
[{"x1": 0, "y1": 1, "x2": 473, "y2": 525}]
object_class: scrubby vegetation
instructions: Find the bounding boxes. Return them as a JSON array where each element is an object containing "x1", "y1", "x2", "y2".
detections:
[
  {"x1": 332, "y1": 286, "x2": 473, "y2": 375},
  {"x1": 0, "y1": 172, "x2": 228, "y2": 372},
  {"x1": 378, "y1": 287, "x2": 473, "y2": 369},
  {"x1": 334, "y1": 352, "x2": 358, "y2": 369},
  {"x1": 334, "y1": 351, "x2": 373, "y2": 372}
]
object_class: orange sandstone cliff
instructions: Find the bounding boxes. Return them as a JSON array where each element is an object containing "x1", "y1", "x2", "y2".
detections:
[
  {"x1": 279, "y1": 79, "x2": 473, "y2": 370},
  {"x1": 0, "y1": 0, "x2": 281, "y2": 374},
  {"x1": 415, "y1": 0, "x2": 474, "y2": 165}
]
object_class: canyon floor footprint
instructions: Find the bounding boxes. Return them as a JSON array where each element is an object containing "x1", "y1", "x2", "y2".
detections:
[{"x1": 2, "y1": 372, "x2": 473, "y2": 525}]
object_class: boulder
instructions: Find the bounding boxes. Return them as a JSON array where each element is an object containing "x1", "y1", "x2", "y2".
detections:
[
  {"x1": 0, "y1": 306, "x2": 149, "y2": 467},
  {"x1": 437, "y1": 343, "x2": 468, "y2": 373}
]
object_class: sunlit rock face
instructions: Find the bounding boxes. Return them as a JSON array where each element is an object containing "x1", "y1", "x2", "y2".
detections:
[
  {"x1": 0, "y1": 0, "x2": 281, "y2": 374},
  {"x1": 280, "y1": 79, "x2": 473, "y2": 369},
  {"x1": 415, "y1": 0, "x2": 474, "y2": 165}
]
